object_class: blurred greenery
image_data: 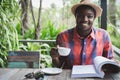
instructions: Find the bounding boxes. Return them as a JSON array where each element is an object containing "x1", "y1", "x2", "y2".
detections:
[
  {"x1": 107, "y1": 24, "x2": 120, "y2": 48},
  {"x1": 0, "y1": 0, "x2": 20, "y2": 67}
]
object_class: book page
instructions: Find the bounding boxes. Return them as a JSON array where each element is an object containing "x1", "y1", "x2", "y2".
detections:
[
  {"x1": 72, "y1": 65, "x2": 96, "y2": 74},
  {"x1": 71, "y1": 65, "x2": 98, "y2": 78},
  {"x1": 93, "y1": 56, "x2": 119, "y2": 73}
]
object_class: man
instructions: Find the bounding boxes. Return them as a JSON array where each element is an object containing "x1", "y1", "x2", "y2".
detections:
[{"x1": 50, "y1": 0, "x2": 114, "y2": 69}]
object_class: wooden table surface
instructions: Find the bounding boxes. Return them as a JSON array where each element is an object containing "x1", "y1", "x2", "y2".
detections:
[{"x1": 0, "y1": 68, "x2": 120, "y2": 80}]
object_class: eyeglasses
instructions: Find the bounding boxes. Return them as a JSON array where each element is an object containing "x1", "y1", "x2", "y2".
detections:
[{"x1": 25, "y1": 71, "x2": 45, "y2": 80}]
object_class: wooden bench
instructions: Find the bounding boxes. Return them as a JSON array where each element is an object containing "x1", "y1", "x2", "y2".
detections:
[{"x1": 8, "y1": 51, "x2": 40, "y2": 68}]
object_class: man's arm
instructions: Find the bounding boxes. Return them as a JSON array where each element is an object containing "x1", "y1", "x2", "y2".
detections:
[{"x1": 102, "y1": 32, "x2": 114, "y2": 59}]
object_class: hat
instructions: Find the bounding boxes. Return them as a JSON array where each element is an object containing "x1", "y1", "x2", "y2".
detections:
[{"x1": 71, "y1": 0, "x2": 103, "y2": 18}]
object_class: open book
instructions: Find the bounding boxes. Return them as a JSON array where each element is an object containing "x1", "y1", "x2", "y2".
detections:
[{"x1": 71, "y1": 56, "x2": 120, "y2": 78}]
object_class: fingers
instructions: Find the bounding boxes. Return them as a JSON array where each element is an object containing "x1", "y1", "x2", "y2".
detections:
[
  {"x1": 57, "y1": 45, "x2": 59, "y2": 48},
  {"x1": 50, "y1": 47, "x2": 59, "y2": 59}
]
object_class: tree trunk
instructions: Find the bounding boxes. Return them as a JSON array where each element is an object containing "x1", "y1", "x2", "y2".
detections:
[
  {"x1": 30, "y1": 0, "x2": 36, "y2": 28},
  {"x1": 35, "y1": 0, "x2": 42, "y2": 39},
  {"x1": 21, "y1": 0, "x2": 29, "y2": 35},
  {"x1": 62, "y1": 0, "x2": 65, "y2": 20}
]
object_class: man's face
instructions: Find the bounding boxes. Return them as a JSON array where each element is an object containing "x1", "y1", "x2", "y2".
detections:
[{"x1": 75, "y1": 6, "x2": 95, "y2": 32}]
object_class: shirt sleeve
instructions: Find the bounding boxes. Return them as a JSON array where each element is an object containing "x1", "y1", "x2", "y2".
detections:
[
  {"x1": 102, "y1": 31, "x2": 114, "y2": 59},
  {"x1": 56, "y1": 33, "x2": 63, "y2": 46}
]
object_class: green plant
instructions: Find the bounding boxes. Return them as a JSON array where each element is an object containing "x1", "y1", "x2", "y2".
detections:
[
  {"x1": 0, "y1": 23, "x2": 19, "y2": 67},
  {"x1": 107, "y1": 23, "x2": 120, "y2": 48},
  {"x1": 0, "y1": 0, "x2": 20, "y2": 67},
  {"x1": 40, "y1": 20, "x2": 66, "y2": 40}
]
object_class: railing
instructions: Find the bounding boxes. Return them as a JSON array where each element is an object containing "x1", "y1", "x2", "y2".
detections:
[
  {"x1": 19, "y1": 40, "x2": 120, "y2": 58},
  {"x1": 19, "y1": 40, "x2": 56, "y2": 43},
  {"x1": 112, "y1": 45, "x2": 120, "y2": 57}
]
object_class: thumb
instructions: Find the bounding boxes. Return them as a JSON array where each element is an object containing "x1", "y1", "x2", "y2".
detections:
[{"x1": 57, "y1": 45, "x2": 59, "y2": 48}]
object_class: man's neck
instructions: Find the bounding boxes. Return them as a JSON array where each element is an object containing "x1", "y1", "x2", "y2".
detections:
[{"x1": 77, "y1": 29, "x2": 92, "y2": 39}]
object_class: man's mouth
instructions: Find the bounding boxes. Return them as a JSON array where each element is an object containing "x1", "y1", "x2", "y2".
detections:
[{"x1": 81, "y1": 23, "x2": 88, "y2": 26}]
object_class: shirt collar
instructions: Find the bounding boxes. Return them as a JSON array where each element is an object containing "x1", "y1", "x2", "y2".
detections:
[{"x1": 74, "y1": 27, "x2": 95, "y2": 39}]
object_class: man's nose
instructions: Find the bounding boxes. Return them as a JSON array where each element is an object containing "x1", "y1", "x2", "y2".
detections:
[{"x1": 82, "y1": 16, "x2": 88, "y2": 21}]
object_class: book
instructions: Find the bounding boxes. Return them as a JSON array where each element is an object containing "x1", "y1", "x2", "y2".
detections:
[{"x1": 71, "y1": 56, "x2": 120, "y2": 78}]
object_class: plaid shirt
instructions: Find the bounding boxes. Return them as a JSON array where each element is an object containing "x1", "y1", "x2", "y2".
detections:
[{"x1": 56, "y1": 27, "x2": 114, "y2": 69}]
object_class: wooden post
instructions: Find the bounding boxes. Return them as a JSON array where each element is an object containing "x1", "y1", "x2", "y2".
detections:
[{"x1": 100, "y1": 0, "x2": 107, "y2": 30}]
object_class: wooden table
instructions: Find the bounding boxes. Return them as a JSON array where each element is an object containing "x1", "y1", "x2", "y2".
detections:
[{"x1": 0, "y1": 68, "x2": 120, "y2": 80}]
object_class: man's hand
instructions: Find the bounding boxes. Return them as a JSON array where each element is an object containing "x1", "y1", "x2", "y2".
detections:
[
  {"x1": 50, "y1": 47, "x2": 59, "y2": 59},
  {"x1": 50, "y1": 46, "x2": 61, "y2": 67}
]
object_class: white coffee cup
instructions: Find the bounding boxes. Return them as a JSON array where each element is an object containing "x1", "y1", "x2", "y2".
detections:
[{"x1": 58, "y1": 47, "x2": 71, "y2": 56}]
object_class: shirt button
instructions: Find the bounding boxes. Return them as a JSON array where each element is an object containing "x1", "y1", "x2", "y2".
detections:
[{"x1": 84, "y1": 42, "x2": 86, "y2": 45}]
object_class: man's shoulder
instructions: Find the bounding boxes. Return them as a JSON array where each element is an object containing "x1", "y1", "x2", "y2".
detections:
[
  {"x1": 93, "y1": 27, "x2": 110, "y2": 39},
  {"x1": 93, "y1": 27, "x2": 108, "y2": 34},
  {"x1": 59, "y1": 28, "x2": 74, "y2": 35}
]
